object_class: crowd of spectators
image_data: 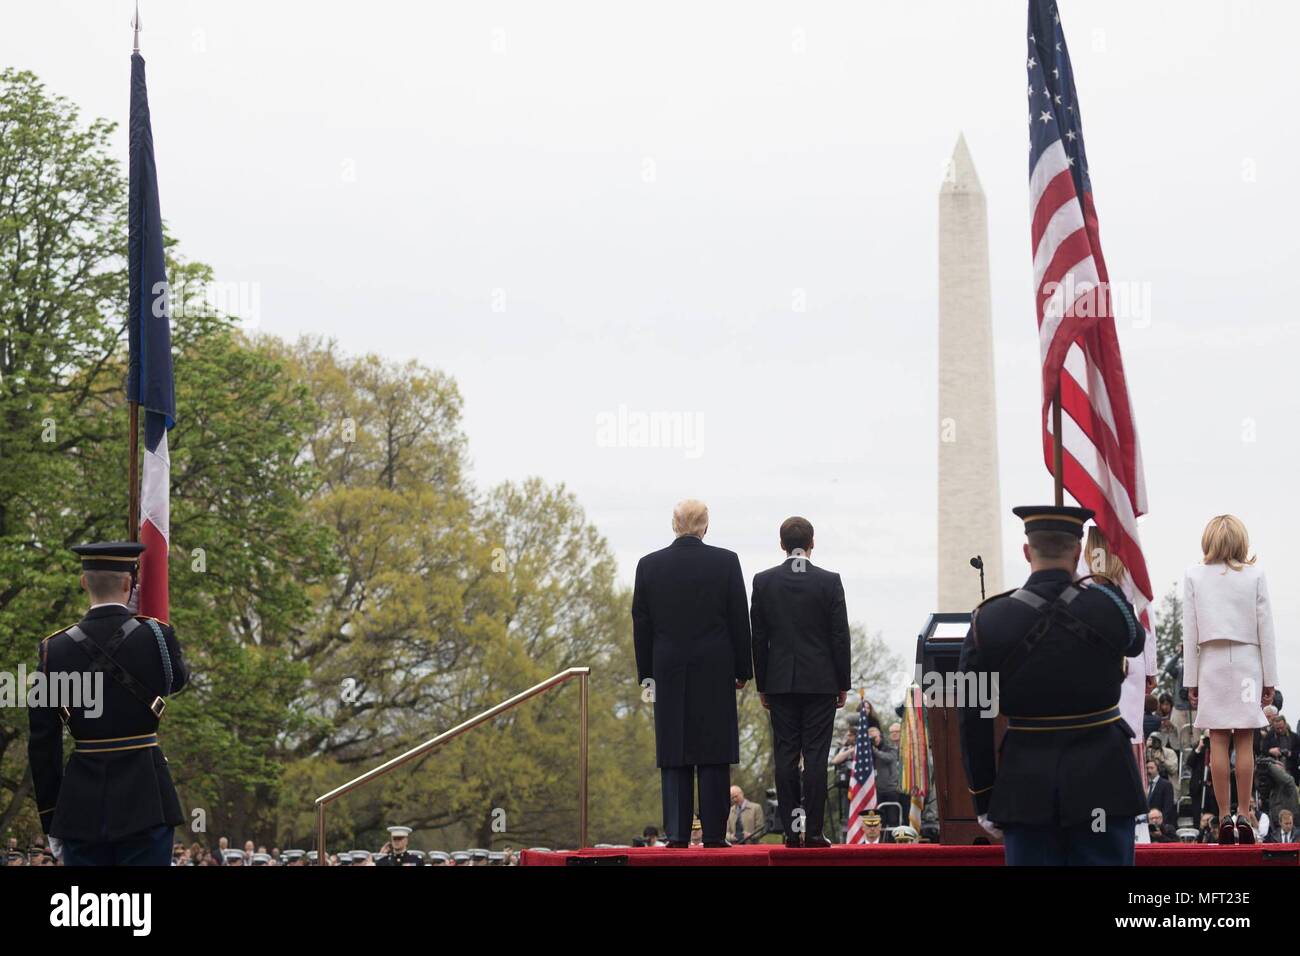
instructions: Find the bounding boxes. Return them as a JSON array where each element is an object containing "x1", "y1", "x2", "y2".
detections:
[
  {"x1": 1142, "y1": 691, "x2": 1298, "y2": 843},
  {"x1": 5, "y1": 834, "x2": 521, "y2": 866}
]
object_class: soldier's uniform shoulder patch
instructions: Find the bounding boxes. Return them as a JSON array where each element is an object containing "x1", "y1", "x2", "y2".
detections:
[
  {"x1": 40, "y1": 622, "x2": 74, "y2": 644},
  {"x1": 974, "y1": 588, "x2": 1017, "y2": 613}
]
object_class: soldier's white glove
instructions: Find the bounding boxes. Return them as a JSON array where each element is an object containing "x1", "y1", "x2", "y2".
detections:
[
  {"x1": 48, "y1": 837, "x2": 64, "y2": 863},
  {"x1": 977, "y1": 814, "x2": 1003, "y2": 840},
  {"x1": 126, "y1": 584, "x2": 140, "y2": 614}
]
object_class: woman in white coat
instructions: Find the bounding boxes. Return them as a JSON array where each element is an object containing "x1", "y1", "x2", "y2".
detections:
[{"x1": 1182, "y1": 515, "x2": 1278, "y2": 842}]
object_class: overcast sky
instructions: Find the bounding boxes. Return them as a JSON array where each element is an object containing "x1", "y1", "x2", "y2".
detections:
[{"x1": 6, "y1": 0, "x2": 1296, "y2": 700}]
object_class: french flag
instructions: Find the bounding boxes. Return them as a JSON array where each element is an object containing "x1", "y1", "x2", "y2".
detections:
[{"x1": 126, "y1": 51, "x2": 175, "y2": 623}]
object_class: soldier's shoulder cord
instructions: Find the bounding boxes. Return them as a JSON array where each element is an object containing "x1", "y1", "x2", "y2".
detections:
[
  {"x1": 135, "y1": 615, "x2": 175, "y2": 696},
  {"x1": 1074, "y1": 577, "x2": 1139, "y2": 648}
]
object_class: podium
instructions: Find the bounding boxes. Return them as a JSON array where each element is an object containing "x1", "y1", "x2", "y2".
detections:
[{"x1": 915, "y1": 612, "x2": 1005, "y2": 845}]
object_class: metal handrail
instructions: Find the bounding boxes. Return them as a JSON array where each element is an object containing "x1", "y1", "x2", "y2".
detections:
[{"x1": 314, "y1": 666, "x2": 591, "y2": 864}]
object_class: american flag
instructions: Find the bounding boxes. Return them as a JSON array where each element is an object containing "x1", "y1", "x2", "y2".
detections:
[
  {"x1": 845, "y1": 696, "x2": 877, "y2": 845},
  {"x1": 127, "y1": 51, "x2": 175, "y2": 623},
  {"x1": 1026, "y1": 0, "x2": 1152, "y2": 628}
]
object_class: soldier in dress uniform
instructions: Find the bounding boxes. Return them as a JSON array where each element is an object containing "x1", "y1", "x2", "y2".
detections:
[
  {"x1": 27, "y1": 542, "x2": 189, "y2": 866},
  {"x1": 374, "y1": 825, "x2": 425, "y2": 866},
  {"x1": 957, "y1": 506, "x2": 1147, "y2": 865}
]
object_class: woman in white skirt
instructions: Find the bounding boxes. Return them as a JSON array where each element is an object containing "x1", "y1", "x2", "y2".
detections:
[{"x1": 1182, "y1": 515, "x2": 1278, "y2": 843}]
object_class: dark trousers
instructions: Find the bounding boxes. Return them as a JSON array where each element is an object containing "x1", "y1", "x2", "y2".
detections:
[
  {"x1": 62, "y1": 824, "x2": 174, "y2": 867},
  {"x1": 661, "y1": 764, "x2": 729, "y2": 843},
  {"x1": 1002, "y1": 817, "x2": 1136, "y2": 866},
  {"x1": 768, "y1": 693, "x2": 837, "y2": 842}
]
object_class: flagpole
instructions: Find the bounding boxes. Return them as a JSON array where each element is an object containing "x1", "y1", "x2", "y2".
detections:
[
  {"x1": 128, "y1": 2, "x2": 141, "y2": 541},
  {"x1": 128, "y1": 404, "x2": 140, "y2": 540},
  {"x1": 1052, "y1": 385, "x2": 1064, "y2": 506}
]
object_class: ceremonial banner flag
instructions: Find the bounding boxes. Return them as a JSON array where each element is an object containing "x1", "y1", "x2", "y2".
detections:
[
  {"x1": 845, "y1": 694, "x2": 877, "y2": 844},
  {"x1": 127, "y1": 52, "x2": 175, "y2": 622},
  {"x1": 899, "y1": 684, "x2": 930, "y2": 831},
  {"x1": 1025, "y1": 1, "x2": 1152, "y2": 627}
]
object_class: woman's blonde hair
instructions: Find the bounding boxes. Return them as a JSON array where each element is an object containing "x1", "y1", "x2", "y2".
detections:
[
  {"x1": 1084, "y1": 526, "x2": 1128, "y2": 586},
  {"x1": 1201, "y1": 514, "x2": 1256, "y2": 570}
]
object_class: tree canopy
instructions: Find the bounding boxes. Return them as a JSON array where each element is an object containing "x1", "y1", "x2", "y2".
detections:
[{"x1": 0, "y1": 68, "x2": 900, "y2": 852}]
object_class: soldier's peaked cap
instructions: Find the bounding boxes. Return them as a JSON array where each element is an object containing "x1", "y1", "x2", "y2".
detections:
[
  {"x1": 1012, "y1": 505, "x2": 1095, "y2": 539},
  {"x1": 72, "y1": 541, "x2": 146, "y2": 572}
]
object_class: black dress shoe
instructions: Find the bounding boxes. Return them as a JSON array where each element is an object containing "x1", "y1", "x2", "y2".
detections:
[
  {"x1": 803, "y1": 837, "x2": 833, "y2": 848},
  {"x1": 782, "y1": 838, "x2": 801, "y2": 848},
  {"x1": 665, "y1": 840, "x2": 690, "y2": 848},
  {"x1": 702, "y1": 841, "x2": 730, "y2": 848}
]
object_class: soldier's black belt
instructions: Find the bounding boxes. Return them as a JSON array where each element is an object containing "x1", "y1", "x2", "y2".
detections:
[
  {"x1": 74, "y1": 733, "x2": 159, "y2": 754},
  {"x1": 1005, "y1": 705, "x2": 1122, "y2": 732}
]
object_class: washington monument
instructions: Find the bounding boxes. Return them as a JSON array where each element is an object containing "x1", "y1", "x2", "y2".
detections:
[{"x1": 938, "y1": 133, "x2": 1003, "y2": 611}]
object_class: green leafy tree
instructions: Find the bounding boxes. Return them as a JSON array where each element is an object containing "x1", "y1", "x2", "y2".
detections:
[
  {"x1": 0, "y1": 70, "x2": 129, "y2": 835},
  {"x1": 0, "y1": 70, "x2": 332, "y2": 843},
  {"x1": 1152, "y1": 581, "x2": 1182, "y2": 697},
  {"x1": 274, "y1": 343, "x2": 657, "y2": 850}
]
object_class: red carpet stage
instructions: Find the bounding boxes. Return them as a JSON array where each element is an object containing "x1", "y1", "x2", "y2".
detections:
[{"x1": 519, "y1": 844, "x2": 1299, "y2": 867}]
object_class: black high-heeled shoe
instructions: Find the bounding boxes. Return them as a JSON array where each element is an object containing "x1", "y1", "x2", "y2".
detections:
[
  {"x1": 1217, "y1": 814, "x2": 1238, "y2": 845},
  {"x1": 1235, "y1": 814, "x2": 1257, "y2": 845}
]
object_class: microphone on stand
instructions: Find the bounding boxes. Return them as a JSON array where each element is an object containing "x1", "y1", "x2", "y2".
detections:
[{"x1": 969, "y1": 555, "x2": 985, "y2": 601}]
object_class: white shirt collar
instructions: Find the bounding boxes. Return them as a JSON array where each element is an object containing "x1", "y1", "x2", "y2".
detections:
[{"x1": 89, "y1": 601, "x2": 131, "y2": 611}]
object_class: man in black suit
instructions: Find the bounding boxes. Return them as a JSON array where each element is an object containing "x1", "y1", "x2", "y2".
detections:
[
  {"x1": 1265, "y1": 808, "x2": 1296, "y2": 844},
  {"x1": 750, "y1": 516, "x2": 851, "y2": 848},
  {"x1": 632, "y1": 499, "x2": 752, "y2": 847},
  {"x1": 28, "y1": 542, "x2": 189, "y2": 866},
  {"x1": 1145, "y1": 758, "x2": 1177, "y2": 830}
]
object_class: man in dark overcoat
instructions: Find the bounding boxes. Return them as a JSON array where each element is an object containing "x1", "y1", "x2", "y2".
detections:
[{"x1": 632, "y1": 499, "x2": 752, "y2": 847}]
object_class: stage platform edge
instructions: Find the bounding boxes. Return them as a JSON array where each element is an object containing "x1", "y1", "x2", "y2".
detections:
[{"x1": 518, "y1": 843, "x2": 1299, "y2": 867}]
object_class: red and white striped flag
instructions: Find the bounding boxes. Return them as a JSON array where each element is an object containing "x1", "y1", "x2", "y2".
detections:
[
  {"x1": 1026, "y1": 1, "x2": 1152, "y2": 626},
  {"x1": 845, "y1": 695, "x2": 878, "y2": 845}
]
